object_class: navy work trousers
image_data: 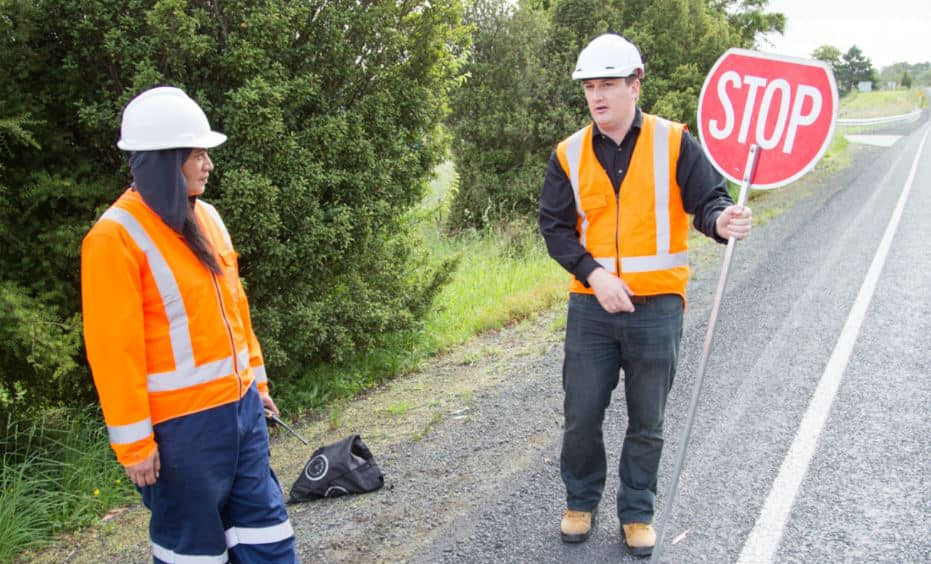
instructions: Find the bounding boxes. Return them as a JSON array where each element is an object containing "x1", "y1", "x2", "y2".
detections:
[
  {"x1": 141, "y1": 382, "x2": 298, "y2": 563},
  {"x1": 560, "y1": 292, "x2": 683, "y2": 524}
]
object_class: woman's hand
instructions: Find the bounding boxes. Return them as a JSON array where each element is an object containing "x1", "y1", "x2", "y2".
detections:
[
  {"x1": 126, "y1": 447, "x2": 160, "y2": 487},
  {"x1": 260, "y1": 392, "x2": 280, "y2": 417}
]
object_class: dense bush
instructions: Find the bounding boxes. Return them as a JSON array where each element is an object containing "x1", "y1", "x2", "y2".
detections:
[
  {"x1": 0, "y1": 0, "x2": 468, "y2": 410},
  {"x1": 447, "y1": 0, "x2": 784, "y2": 229},
  {"x1": 446, "y1": 0, "x2": 554, "y2": 229}
]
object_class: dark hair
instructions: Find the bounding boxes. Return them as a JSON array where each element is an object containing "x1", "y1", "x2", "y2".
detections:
[
  {"x1": 624, "y1": 73, "x2": 640, "y2": 86},
  {"x1": 182, "y1": 198, "x2": 221, "y2": 274}
]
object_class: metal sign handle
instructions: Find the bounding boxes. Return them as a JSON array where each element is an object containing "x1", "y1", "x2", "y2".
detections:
[
  {"x1": 650, "y1": 143, "x2": 759, "y2": 563},
  {"x1": 266, "y1": 409, "x2": 310, "y2": 445}
]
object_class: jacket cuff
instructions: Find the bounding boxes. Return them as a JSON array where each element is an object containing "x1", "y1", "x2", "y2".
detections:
[
  {"x1": 574, "y1": 256, "x2": 603, "y2": 288},
  {"x1": 711, "y1": 210, "x2": 729, "y2": 244},
  {"x1": 116, "y1": 438, "x2": 157, "y2": 468}
]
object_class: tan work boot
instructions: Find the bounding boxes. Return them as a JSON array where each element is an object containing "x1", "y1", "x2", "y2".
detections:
[
  {"x1": 622, "y1": 522, "x2": 656, "y2": 556},
  {"x1": 560, "y1": 508, "x2": 596, "y2": 543}
]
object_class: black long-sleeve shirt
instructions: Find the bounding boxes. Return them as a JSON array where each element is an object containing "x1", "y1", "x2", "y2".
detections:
[{"x1": 539, "y1": 108, "x2": 733, "y2": 285}]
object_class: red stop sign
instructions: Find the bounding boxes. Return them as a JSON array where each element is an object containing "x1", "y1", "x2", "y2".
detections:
[{"x1": 697, "y1": 49, "x2": 838, "y2": 189}]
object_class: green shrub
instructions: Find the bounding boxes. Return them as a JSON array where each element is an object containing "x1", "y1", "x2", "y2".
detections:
[{"x1": 0, "y1": 0, "x2": 469, "y2": 405}]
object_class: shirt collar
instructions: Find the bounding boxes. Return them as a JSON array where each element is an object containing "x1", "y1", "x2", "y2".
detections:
[{"x1": 592, "y1": 107, "x2": 643, "y2": 142}]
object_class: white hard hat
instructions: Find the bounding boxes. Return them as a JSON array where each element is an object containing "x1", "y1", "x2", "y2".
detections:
[
  {"x1": 117, "y1": 86, "x2": 227, "y2": 151},
  {"x1": 572, "y1": 33, "x2": 644, "y2": 81}
]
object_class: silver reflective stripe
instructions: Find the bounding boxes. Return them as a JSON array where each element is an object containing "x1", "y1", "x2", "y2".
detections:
[
  {"x1": 225, "y1": 520, "x2": 294, "y2": 548},
  {"x1": 148, "y1": 355, "x2": 233, "y2": 392},
  {"x1": 565, "y1": 127, "x2": 589, "y2": 247},
  {"x1": 151, "y1": 541, "x2": 227, "y2": 564},
  {"x1": 622, "y1": 251, "x2": 689, "y2": 273},
  {"x1": 198, "y1": 201, "x2": 232, "y2": 248},
  {"x1": 252, "y1": 364, "x2": 267, "y2": 384},
  {"x1": 653, "y1": 118, "x2": 671, "y2": 254},
  {"x1": 100, "y1": 209, "x2": 195, "y2": 377},
  {"x1": 107, "y1": 417, "x2": 152, "y2": 444},
  {"x1": 148, "y1": 348, "x2": 249, "y2": 393},
  {"x1": 594, "y1": 257, "x2": 616, "y2": 273}
]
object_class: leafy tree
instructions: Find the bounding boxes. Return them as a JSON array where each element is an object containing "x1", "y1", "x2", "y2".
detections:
[
  {"x1": 710, "y1": 0, "x2": 785, "y2": 47},
  {"x1": 446, "y1": 0, "x2": 552, "y2": 228},
  {"x1": 811, "y1": 45, "x2": 842, "y2": 70},
  {"x1": 836, "y1": 45, "x2": 874, "y2": 93},
  {"x1": 0, "y1": 0, "x2": 468, "y2": 409}
]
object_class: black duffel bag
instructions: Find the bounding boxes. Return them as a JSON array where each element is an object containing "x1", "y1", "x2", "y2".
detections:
[{"x1": 288, "y1": 434, "x2": 384, "y2": 503}]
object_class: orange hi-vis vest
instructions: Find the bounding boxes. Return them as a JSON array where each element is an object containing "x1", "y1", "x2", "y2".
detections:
[
  {"x1": 81, "y1": 189, "x2": 268, "y2": 466},
  {"x1": 556, "y1": 113, "x2": 690, "y2": 300}
]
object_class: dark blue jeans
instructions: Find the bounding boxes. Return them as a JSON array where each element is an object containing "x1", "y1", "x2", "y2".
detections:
[{"x1": 560, "y1": 292, "x2": 683, "y2": 524}]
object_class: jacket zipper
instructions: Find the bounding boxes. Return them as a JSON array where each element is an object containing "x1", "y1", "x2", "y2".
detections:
[
  {"x1": 211, "y1": 273, "x2": 243, "y2": 398},
  {"x1": 615, "y1": 185, "x2": 622, "y2": 275}
]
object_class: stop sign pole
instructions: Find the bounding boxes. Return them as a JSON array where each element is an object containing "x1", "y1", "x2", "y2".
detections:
[
  {"x1": 651, "y1": 143, "x2": 759, "y2": 563},
  {"x1": 651, "y1": 49, "x2": 837, "y2": 563}
]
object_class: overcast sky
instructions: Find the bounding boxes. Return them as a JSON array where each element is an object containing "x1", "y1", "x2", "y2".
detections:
[{"x1": 759, "y1": 0, "x2": 931, "y2": 69}]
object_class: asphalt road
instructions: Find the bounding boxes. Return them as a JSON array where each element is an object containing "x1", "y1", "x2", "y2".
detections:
[{"x1": 401, "y1": 118, "x2": 931, "y2": 563}]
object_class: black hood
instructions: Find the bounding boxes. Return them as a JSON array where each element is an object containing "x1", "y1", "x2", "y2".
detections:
[{"x1": 128, "y1": 148, "x2": 193, "y2": 233}]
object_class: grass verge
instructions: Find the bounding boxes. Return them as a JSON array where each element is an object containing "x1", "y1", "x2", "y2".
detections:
[
  {"x1": 839, "y1": 88, "x2": 925, "y2": 118},
  {"x1": 273, "y1": 215, "x2": 567, "y2": 415},
  {"x1": 0, "y1": 409, "x2": 135, "y2": 561}
]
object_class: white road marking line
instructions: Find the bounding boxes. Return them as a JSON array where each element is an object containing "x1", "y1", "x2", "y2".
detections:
[{"x1": 737, "y1": 124, "x2": 931, "y2": 564}]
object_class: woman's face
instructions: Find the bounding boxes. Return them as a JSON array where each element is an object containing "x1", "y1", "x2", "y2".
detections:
[{"x1": 182, "y1": 148, "x2": 214, "y2": 196}]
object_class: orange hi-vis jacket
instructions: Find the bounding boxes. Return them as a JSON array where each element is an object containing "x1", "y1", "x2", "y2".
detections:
[
  {"x1": 81, "y1": 189, "x2": 269, "y2": 467},
  {"x1": 556, "y1": 113, "x2": 690, "y2": 300}
]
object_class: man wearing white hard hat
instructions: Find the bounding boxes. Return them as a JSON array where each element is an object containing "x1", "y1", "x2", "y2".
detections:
[
  {"x1": 82, "y1": 86, "x2": 298, "y2": 563},
  {"x1": 539, "y1": 34, "x2": 751, "y2": 556}
]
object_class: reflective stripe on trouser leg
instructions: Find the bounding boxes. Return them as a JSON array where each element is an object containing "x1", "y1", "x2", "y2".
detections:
[
  {"x1": 224, "y1": 384, "x2": 297, "y2": 564},
  {"x1": 141, "y1": 384, "x2": 296, "y2": 563}
]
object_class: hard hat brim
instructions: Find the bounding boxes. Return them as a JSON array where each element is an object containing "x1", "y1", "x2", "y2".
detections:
[
  {"x1": 572, "y1": 65, "x2": 644, "y2": 81},
  {"x1": 117, "y1": 131, "x2": 227, "y2": 152}
]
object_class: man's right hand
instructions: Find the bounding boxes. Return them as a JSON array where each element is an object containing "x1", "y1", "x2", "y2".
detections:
[
  {"x1": 587, "y1": 268, "x2": 635, "y2": 313},
  {"x1": 126, "y1": 446, "x2": 160, "y2": 487}
]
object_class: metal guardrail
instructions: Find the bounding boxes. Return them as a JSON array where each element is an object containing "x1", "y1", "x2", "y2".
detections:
[{"x1": 837, "y1": 108, "x2": 923, "y2": 128}]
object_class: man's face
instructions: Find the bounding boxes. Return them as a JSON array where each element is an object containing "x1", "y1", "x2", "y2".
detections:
[
  {"x1": 582, "y1": 77, "x2": 640, "y2": 133},
  {"x1": 181, "y1": 148, "x2": 214, "y2": 197}
]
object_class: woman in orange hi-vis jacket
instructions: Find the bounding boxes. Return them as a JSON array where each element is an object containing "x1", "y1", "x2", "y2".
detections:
[{"x1": 81, "y1": 86, "x2": 298, "y2": 563}]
